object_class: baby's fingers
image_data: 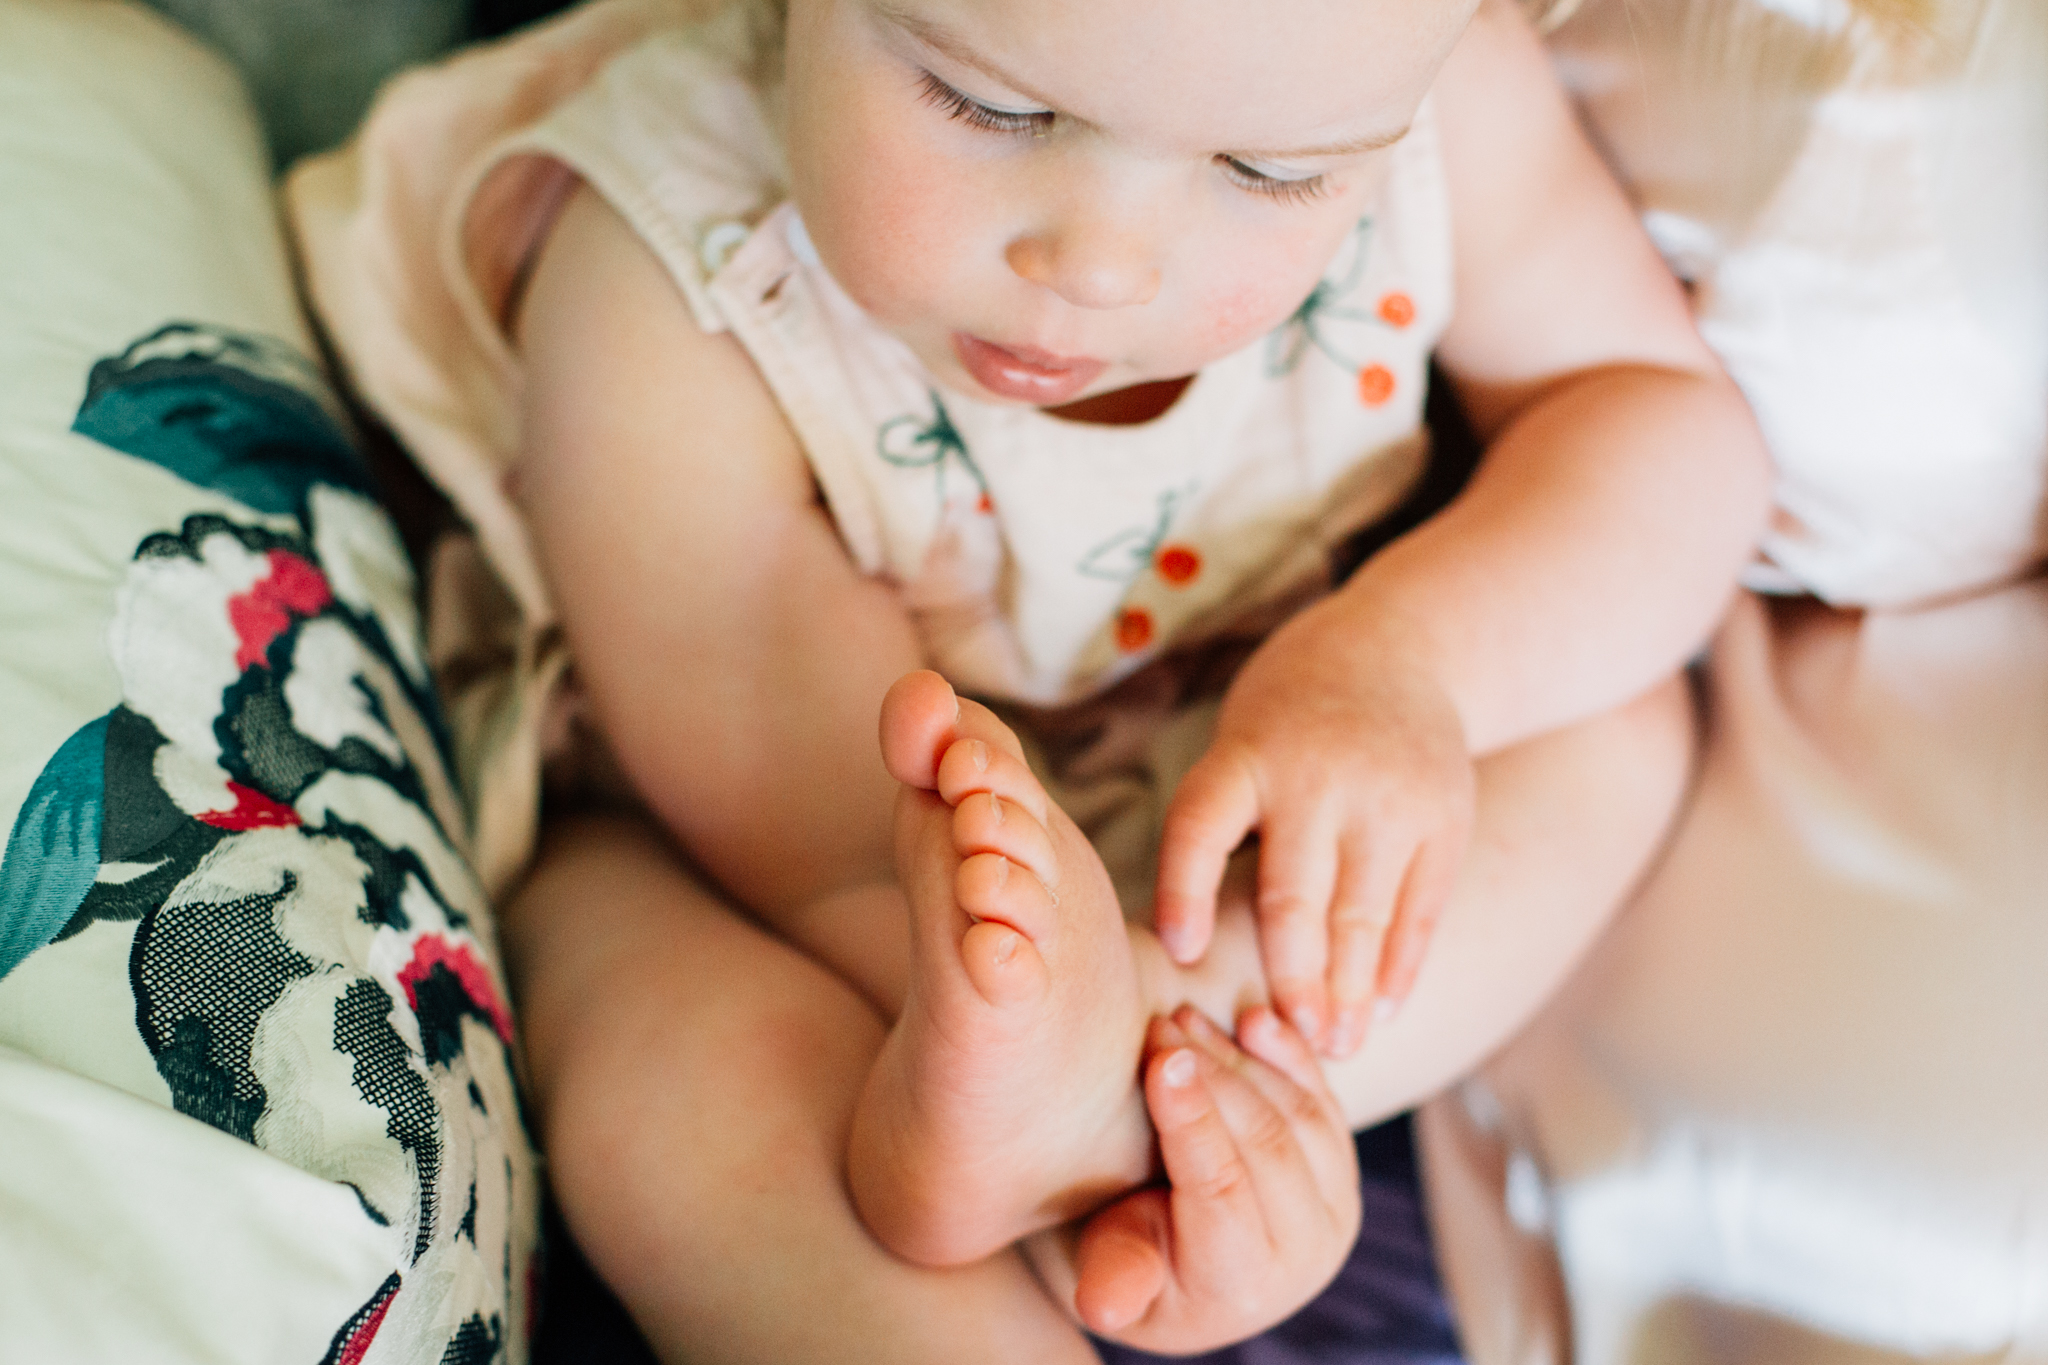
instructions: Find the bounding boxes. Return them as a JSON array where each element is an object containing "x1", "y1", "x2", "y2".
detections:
[
  {"x1": 1155, "y1": 748, "x2": 1261, "y2": 965},
  {"x1": 1185, "y1": 1006, "x2": 1357, "y2": 1212},
  {"x1": 1377, "y1": 823, "x2": 1465, "y2": 1006},
  {"x1": 1323, "y1": 833, "x2": 1404, "y2": 1057},
  {"x1": 1253, "y1": 809, "x2": 1342, "y2": 1046},
  {"x1": 1145, "y1": 1024, "x2": 1268, "y2": 1245},
  {"x1": 1072, "y1": 1189, "x2": 1171, "y2": 1335}
]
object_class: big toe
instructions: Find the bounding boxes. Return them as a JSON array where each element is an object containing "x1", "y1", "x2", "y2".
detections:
[{"x1": 880, "y1": 670, "x2": 963, "y2": 788}]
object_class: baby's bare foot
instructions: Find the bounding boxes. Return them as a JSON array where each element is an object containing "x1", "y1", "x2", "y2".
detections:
[{"x1": 848, "y1": 671, "x2": 1157, "y2": 1267}]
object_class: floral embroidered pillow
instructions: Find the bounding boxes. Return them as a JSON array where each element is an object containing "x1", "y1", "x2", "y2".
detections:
[{"x1": 0, "y1": 5, "x2": 536, "y2": 1361}]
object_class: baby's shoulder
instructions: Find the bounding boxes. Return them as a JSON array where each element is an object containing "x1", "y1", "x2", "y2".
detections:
[{"x1": 517, "y1": 180, "x2": 820, "y2": 550}]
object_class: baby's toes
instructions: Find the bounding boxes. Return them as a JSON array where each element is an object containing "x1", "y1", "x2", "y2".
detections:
[
  {"x1": 952, "y1": 790, "x2": 1059, "y2": 893},
  {"x1": 956, "y1": 859, "x2": 1051, "y2": 1008},
  {"x1": 957, "y1": 851, "x2": 1060, "y2": 944},
  {"x1": 879, "y1": 670, "x2": 967, "y2": 789},
  {"x1": 936, "y1": 733, "x2": 1050, "y2": 824}
]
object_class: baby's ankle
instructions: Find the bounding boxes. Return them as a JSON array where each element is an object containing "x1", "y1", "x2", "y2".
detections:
[{"x1": 1126, "y1": 905, "x2": 1269, "y2": 1035}]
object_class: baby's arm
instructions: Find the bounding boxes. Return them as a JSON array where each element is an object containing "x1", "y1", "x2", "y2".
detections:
[
  {"x1": 1026, "y1": 1004, "x2": 1362, "y2": 1355},
  {"x1": 513, "y1": 183, "x2": 925, "y2": 1007},
  {"x1": 1154, "y1": 0, "x2": 1773, "y2": 1055}
]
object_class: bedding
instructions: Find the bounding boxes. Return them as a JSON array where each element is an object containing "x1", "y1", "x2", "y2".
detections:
[
  {"x1": 0, "y1": 3, "x2": 537, "y2": 1360},
  {"x1": 1421, "y1": 3, "x2": 2048, "y2": 1360}
]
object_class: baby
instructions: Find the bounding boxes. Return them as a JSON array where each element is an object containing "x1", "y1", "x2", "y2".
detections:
[{"x1": 290, "y1": 0, "x2": 1770, "y2": 1356}]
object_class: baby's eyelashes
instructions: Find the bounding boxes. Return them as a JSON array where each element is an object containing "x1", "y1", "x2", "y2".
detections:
[{"x1": 917, "y1": 70, "x2": 1054, "y2": 138}]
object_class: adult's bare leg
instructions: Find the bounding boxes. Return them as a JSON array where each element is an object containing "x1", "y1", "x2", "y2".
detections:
[{"x1": 500, "y1": 811, "x2": 1101, "y2": 1365}]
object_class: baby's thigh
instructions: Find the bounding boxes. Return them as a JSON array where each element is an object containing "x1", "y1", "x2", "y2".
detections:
[
  {"x1": 501, "y1": 811, "x2": 889, "y2": 1122},
  {"x1": 501, "y1": 812, "x2": 1104, "y2": 1364},
  {"x1": 501, "y1": 814, "x2": 886, "y2": 1339}
]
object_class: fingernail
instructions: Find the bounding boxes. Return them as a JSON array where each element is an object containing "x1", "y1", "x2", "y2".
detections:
[
  {"x1": 1289, "y1": 1004, "x2": 1320, "y2": 1041},
  {"x1": 1160, "y1": 923, "x2": 1194, "y2": 962},
  {"x1": 1373, "y1": 997, "x2": 1399, "y2": 1024},
  {"x1": 1162, "y1": 1049, "x2": 1197, "y2": 1087}
]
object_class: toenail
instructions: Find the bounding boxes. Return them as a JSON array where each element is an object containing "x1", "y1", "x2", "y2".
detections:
[
  {"x1": 969, "y1": 740, "x2": 988, "y2": 772},
  {"x1": 988, "y1": 791, "x2": 1003, "y2": 824},
  {"x1": 991, "y1": 855, "x2": 1010, "y2": 889}
]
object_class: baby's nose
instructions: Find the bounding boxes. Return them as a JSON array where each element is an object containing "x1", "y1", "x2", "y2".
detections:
[{"x1": 1005, "y1": 224, "x2": 1161, "y2": 310}]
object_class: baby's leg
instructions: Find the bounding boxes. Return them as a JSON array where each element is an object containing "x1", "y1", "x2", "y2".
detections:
[
  {"x1": 846, "y1": 671, "x2": 1693, "y2": 1273},
  {"x1": 848, "y1": 672, "x2": 1162, "y2": 1267},
  {"x1": 502, "y1": 812, "x2": 1103, "y2": 1365}
]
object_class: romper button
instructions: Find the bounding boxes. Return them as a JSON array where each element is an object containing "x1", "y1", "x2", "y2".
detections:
[{"x1": 698, "y1": 221, "x2": 750, "y2": 275}]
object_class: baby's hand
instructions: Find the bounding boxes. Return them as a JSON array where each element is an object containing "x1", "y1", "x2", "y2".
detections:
[
  {"x1": 1155, "y1": 596, "x2": 1476, "y2": 1056},
  {"x1": 1069, "y1": 1005, "x2": 1362, "y2": 1353}
]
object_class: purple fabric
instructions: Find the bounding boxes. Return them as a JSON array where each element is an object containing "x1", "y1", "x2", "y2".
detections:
[
  {"x1": 534, "y1": 1114, "x2": 1463, "y2": 1365},
  {"x1": 1092, "y1": 1115, "x2": 1465, "y2": 1365}
]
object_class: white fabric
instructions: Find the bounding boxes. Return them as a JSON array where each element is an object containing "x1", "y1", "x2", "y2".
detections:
[
  {"x1": 1430, "y1": 588, "x2": 2048, "y2": 1365},
  {"x1": 0, "y1": 1044, "x2": 397, "y2": 1365},
  {"x1": 1423, "y1": 5, "x2": 2048, "y2": 1362},
  {"x1": 1549, "y1": 0, "x2": 2048, "y2": 608},
  {"x1": 0, "y1": 4, "x2": 538, "y2": 1359}
]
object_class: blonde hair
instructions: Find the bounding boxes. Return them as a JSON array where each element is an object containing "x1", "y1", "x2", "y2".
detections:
[
  {"x1": 1526, "y1": 0, "x2": 1940, "y2": 32},
  {"x1": 1522, "y1": 0, "x2": 1984, "y2": 80}
]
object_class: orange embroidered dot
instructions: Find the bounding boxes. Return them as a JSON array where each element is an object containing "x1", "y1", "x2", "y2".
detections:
[
  {"x1": 1115, "y1": 607, "x2": 1155, "y2": 653},
  {"x1": 1377, "y1": 291, "x2": 1416, "y2": 328},
  {"x1": 976, "y1": 490, "x2": 995, "y2": 514},
  {"x1": 1357, "y1": 364, "x2": 1396, "y2": 407},
  {"x1": 1155, "y1": 544, "x2": 1202, "y2": 586}
]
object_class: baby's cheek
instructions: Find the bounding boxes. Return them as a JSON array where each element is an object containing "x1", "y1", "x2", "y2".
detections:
[
  {"x1": 1197, "y1": 273, "x2": 1299, "y2": 358},
  {"x1": 822, "y1": 170, "x2": 968, "y2": 327}
]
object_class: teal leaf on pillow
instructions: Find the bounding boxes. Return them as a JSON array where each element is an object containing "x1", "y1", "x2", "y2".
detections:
[
  {"x1": 71, "y1": 322, "x2": 371, "y2": 516},
  {"x1": 0, "y1": 711, "x2": 111, "y2": 979}
]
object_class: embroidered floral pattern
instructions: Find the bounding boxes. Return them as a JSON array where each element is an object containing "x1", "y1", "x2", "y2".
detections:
[
  {"x1": 1078, "y1": 485, "x2": 1198, "y2": 582},
  {"x1": 1, "y1": 324, "x2": 533, "y2": 1364},
  {"x1": 877, "y1": 389, "x2": 988, "y2": 510},
  {"x1": 1265, "y1": 219, "x2": 1412, "y2": 407}
]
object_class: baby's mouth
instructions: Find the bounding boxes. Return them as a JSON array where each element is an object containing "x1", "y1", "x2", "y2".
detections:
[{"x1": 952, "y1": 333, "x2": 1107, "y2": 406}]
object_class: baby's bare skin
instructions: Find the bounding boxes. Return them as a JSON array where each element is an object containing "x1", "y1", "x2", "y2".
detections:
[
  {"x1": 483, "y1": 0, "x2": 1774, "y2": 1352},
  {"x1": 850, "y1": 671, "x2": 1159, "y2": 1266}
]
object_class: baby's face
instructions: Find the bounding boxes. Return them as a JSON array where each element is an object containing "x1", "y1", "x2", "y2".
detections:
[{"x1": 782, "y1": 0, "x2": 1475, "y2": 409}]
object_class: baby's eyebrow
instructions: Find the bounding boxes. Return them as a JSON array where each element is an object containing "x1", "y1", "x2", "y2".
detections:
[
  {"x1": 878, "y1": 5, "x2": 1055, "y2": 108},
  {"x1": 1250, "y1": 128, "x2": 1412, "y2": 161}
]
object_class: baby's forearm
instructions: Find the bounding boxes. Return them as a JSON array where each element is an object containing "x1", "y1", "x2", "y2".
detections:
[{"x1": 1340, "y1": 363, "x2": 1769, "y2": 755}]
